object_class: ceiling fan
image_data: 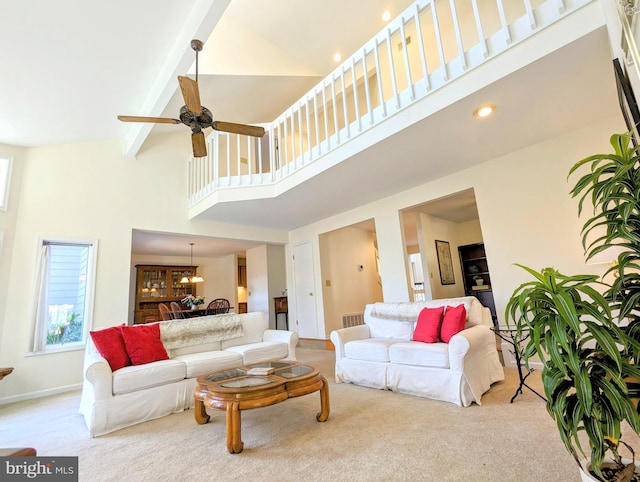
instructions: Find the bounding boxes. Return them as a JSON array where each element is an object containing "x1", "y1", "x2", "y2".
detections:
[{"x1": 118, "y1": 39, "x2": 265, "y2": 158}]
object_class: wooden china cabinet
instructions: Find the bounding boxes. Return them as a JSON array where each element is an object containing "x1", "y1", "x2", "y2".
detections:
[{"x1": 134, "y1": 265, "x2": 198, "y2": 324}]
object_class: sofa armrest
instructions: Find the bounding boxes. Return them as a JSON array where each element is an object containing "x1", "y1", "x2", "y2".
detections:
[
  {"x1": 448, "y1": 324, "x2": 495, "y2": 372},
  {"x1": 83, "y1": 352, "x2": 113, "y2": 401},
  {"x1": 330, "y1": 325, "x2": 371, "y2": 360},
  {"x1": 481, "y1": 306, "x2": 493, "y2": 327},
  {"x1": 263, "y1": 329, "x2": 299, "y2": 361}
]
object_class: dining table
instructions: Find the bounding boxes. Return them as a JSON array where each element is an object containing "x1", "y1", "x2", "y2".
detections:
[
  {"x1": 181, "y1": 307, "x2": 234, "y2": 318},
  {"x1": 182, "y1": 308, "x2": 208, "y2": 318}
]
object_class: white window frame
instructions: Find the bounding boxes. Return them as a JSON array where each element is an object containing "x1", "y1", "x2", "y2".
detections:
[
  {"x1": 30, "y1": 237, "x2": 98, "y2": 354},
  {"x1": 0, "y1": 156, "x2": 12, "y2": 211}
]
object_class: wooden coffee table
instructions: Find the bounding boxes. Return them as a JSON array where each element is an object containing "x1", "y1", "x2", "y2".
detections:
[{"x1": 194, "y1": 361, "x2": 330, "y2": 453}]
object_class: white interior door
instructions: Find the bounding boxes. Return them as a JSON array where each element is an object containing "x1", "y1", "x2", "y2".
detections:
[{"x1": 293, "y1": 242, "x2": 318, "y2": 338}]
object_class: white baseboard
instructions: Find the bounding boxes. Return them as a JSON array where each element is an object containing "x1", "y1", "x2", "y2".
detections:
[
  {"x1": 502, "y1": 358, "x2": 544, "y2": 370},
  {"x1": 0, "y1": 383, "x2": 81, "y2": 406}
]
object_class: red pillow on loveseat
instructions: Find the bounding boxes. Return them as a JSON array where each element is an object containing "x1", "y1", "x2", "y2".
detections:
[
  {"x1": 120, "y1": 323, "x2": 169, "y2": 366},
  {"x1": 412, "y1": 306, "x2": 445, "y2": 343},
  {"x1": 90, "y1": 325, "x2": 131, "y2": 371},
  {"x1": 440, "y1": 304, "x2": 467, "y2": 343}
]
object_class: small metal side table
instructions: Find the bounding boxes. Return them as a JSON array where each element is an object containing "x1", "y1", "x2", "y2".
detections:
[{"x1": 492, "y1": 327, "x2": 546, "y2": 403}]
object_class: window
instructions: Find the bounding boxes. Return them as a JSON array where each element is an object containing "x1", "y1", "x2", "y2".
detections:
[
  {"x1": 0, "y1": 157, "x2": 11, "y2": 211},
  {"x1": 31, "y1": 239, "x2": 98, "y2": 353}
]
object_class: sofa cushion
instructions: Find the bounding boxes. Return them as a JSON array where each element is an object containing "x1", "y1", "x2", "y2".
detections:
[
  {"x1": 172, "y1": 350, "x2": 243, "y2": 378},
  {"x1": 388, "y1": 341, "x2": 450, "y2": 368},
  {"x1": 413, "y1": 307, "x2": 444, "y2": 343},
  {"x1": 121, "y1": 324, "x2": 169, "y2": 366},
  {"x1": 365, "y1": 317, "x2": 413, "y2": 341},
  {"x1": 169, "y1": 341, "x2": 222, "y2": 358},
  {"x1": 221, "y1": 312, "x2": 268, "y2": 349},
  {"x1": 344, "y1": 338, "x2": 400, "y2": 363},
  {"x1": 112, "y1": 359, "x2": 186, "y2": 395},
  {"x1": 440, "y1": 304, "x2": 467, "y2": 343},
  {"x1": 224, "y1": 342, "x2": 288, "y2": 365},
  {"x1": 90, "y1": 325, "x2": 130, "y2": 371}
]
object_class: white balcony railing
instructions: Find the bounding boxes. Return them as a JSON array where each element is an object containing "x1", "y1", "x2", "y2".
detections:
[{"x1": 188, "y1": 0, "x2": 594, "y2": 208}]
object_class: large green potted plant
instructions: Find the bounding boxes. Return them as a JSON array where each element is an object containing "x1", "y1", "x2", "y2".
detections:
[{"x1": 506, "y1": 132, "x2": 640, "y2": 482}]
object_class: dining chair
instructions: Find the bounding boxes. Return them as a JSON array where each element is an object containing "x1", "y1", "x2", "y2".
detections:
[
  {"x1": 158, "y1": 303, "x2": 173, "y2": 321},
  {"x1": 206, "y1": 298, "x2": 230, "y2": 315},
  {"x1": 170, "y1": 302, "x2": 186, "y2": 320}
]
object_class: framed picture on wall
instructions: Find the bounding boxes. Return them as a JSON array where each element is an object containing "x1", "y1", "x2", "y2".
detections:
[{"x1": 435, "y1": 240, "x2": 455, "y2": 285}]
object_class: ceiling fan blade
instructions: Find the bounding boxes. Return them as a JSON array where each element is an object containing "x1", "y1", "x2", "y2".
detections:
[
  {"x1": 118, "y1": 115, "x2": 181, "y2": 124},
  {"x1": 212, "y1": 121, "x2": 265, "y2": 138},
  {"x1": 177, "y1": 75, "x2": 202, "y2": 115},
  {"x1": 192, "y1": 132, "x2": 207, "y2": 158}
]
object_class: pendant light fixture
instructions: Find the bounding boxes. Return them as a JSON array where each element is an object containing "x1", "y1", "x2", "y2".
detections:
[{"x1": 180, "y1": 242, "x2": 204, "y2": 283}]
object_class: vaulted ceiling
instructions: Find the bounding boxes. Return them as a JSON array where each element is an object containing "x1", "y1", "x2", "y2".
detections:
[{"x1": 1, "y1": 1, "x2": 621, "y2": 256}]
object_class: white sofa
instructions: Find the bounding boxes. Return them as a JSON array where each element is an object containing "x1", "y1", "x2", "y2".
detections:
[
  {"x1": 330, "y1": 297, "x2": 504, "y2": 407},
  {"x1": 79, "y1": 311, "x2": 298, "y2": 437}
]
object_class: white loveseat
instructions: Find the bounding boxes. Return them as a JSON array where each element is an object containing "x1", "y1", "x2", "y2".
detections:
[
  {"x1": 330, "y1": 297, "x2": 504, "y2": 407},
  {"x1": 79, "y1": 311, "x2": 298, "y2": 437}
]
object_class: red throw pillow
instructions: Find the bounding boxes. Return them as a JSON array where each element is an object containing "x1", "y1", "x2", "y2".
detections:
[
  {"x1": 440, "y1": 304, "x2": 467, "y2": 343},
  {"x1": 120, "y1": 324, "x2": 169, "y2": 366},
  {"x1": 90, "y1": 325, "x2": 131, "y2": 371},
  {"x1": 412, "y1": 306, "x2": 445, "y2": 343}
]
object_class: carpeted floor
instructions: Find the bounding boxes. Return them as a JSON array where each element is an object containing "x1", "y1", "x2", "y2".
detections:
[{"x1": 0, "y1": 348, "x2": 632, "y2": 481}]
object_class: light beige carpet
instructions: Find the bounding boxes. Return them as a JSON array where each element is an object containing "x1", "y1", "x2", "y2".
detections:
[{"x1": 1, "y1": 348, "x2": 634, "y2": 481}]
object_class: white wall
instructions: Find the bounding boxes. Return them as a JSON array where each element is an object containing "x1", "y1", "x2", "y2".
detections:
[
  {"x1": 0, "y1": 132, "x2": 288, "y2": 403},
  {"x1": 245, "y1": 244, "x2": 287, "y2": 329},
  {"x1": 0, "y1": 144, "x2": 25, "y2": 352},
  {"x1": 320, "y1": 226, "x2": 383, "y2": 334},
  {"x1": 266, "y1": 244, "x2": 287, "y2": 329},
  {"x1": 457, "y1": 219, "x2": 483, "y2": 245}
]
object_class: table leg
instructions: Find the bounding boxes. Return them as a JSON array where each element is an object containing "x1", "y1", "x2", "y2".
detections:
[
  {"x1": 194, "y1": 398, "x2": 210, "y2": 425},
  {"x1": 226, "y1": 402, "x2": 244, "y2": 454},
  {"x1": 510, "y1": 343, "x2": 546, "y2": 404},
  {"x1": 316, "y1": 377, "x2": 330, "y2": 422}
]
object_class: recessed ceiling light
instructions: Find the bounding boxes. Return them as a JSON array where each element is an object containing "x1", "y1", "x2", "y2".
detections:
[
  {"x1": 333, "y1": 52, "x2": 342, "y2": 62},
  {"x1": 382, "y1": 10, "x2": 392, "y2": 22},
  {"x1": 473, "y1": 104, "x2": 496, "y2": 118}
]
